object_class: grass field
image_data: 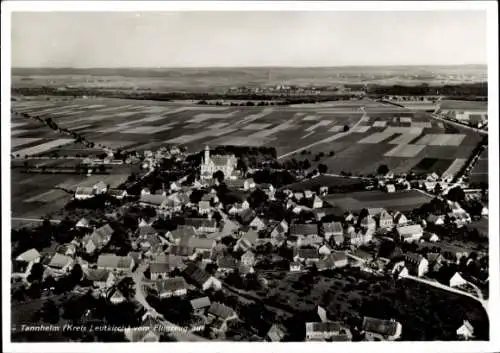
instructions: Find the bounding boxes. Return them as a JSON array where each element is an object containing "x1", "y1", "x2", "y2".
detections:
[{"x1": 325, "y1": 190, "x2": 433, "y2": 213}]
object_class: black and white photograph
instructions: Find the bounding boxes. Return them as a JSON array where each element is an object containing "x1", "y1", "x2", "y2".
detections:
[{"x1": 2, "y1": 1, "x2": 499, "y2": 352}]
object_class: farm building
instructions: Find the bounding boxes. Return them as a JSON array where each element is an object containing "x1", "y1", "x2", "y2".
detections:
[
  {"x1": 190, "y1": 296, "x2": 211, "y2": 315},
  {"x1": 184, "y1": 218, "x2": 218, "y2": 233},
  {"x1": 155, "y1": 277, "x2": 189, "y2": 298},
  {"x1": 361, "y1": 317, "x2": 402, "y2": 341},
  {"x1": 305, "y1": 321, "x2": 352, "y2": 341},
  {"x1": 397, "y1": 224, "x2": 423, "y2": 243},
  {"x1": 207, "y1": 302, "x2": 239, "y2": 333},
  {"x1": 200, "y1": 145, "x2": 237, "y2": 180},
  {"x1": 82, "y1": 224, "x2": 114, "y2": 254},
  {"x1": 75, "y1": 187, "x2": 95, "y2": 200},
  {"x1": 321, "y1": 221, "x2": 343, "y2": 243},
  {"x1": 97, "y1": 253, "x2": 135, "y2": 273},
  {"x1": 404, "y1": 252, "x2": 429, "y2": 277},
  {"x1": 183, "y1": 263, "x2": 221, "y2": 291},
  {"x1": 290, "y1": 223, "x2": 319, "y2": 238}
]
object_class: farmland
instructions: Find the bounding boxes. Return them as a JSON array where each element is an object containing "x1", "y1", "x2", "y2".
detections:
[
  {"x1": 469, "y1": 147, "x2": 488, "y2": 186},
  {"x1": 10, "y1": 96, "x2": 484, "y2": 218},
  {"x1": 325, "y1": 190, "x2": 433, "y2": 213}
]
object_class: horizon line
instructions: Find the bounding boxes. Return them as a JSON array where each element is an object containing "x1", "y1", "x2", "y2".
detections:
[{"x1": 12, "y1": 64, "x2": 488, "y2": 70}]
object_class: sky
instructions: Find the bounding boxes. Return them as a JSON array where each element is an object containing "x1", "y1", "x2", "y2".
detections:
[{"x1": 11, "y1": 11, "x2": 488, "y2": 68}]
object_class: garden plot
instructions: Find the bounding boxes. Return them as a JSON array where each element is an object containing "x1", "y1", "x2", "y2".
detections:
[
  {"x1": 302, "y1": 115, "x2": 321, "y2": 121},
  {"x1": 389, "y1": 133, "x2": 422, "y2": 145},
  {"x1": 248, "y1": 121, "x2": 295, "y2": 139},
  {"x1": 188, "y1": 112, "x2": 238, "y2": 123},
  {"x1": 415, "y1": 134, "x2": 466, "y2": 146},
  {"x1": 14, "y1": 139, "x2": 74, "y2": 157},
  {"x1": 24, "y1": 189, "x2": 69, "y2": 203},
  {"x1": 242, "y1": 123, "x2": 273, "y2": 130},
  {"x1": 328, "y1": 125, "x2": 344, "y2": 132},
  {"x1": 11, "y1": 130, "x2": 30, "y2": 136},
  {"x1": 411, "y1": 121, "x2": 432, "y2": 129},
  {"x1": 11, "y1": 138, "x2": 43, "y2": 149},
  {"x1": 351, "y1": 125, "x2": 371, "y2": 133},
  {"x1": 94, "y1": 104, "x2": 135, "y2": 113},
  {"x1": 11, "y1": 122, "x2": 28, "y2": 129},
  {"x1": 208, "y1": 122, "x2": 229, "y2": 129},
  {"x1": 372, "y1": 121, "x2": 387, "y2": 128},
  {"x1": 384, "y1": 144, "x2": 425, "y2": 158},
  {"x1": 358, "y1": 130, "x2": 395, "y2": 144},
  {"x1": 237, "y1": 108, "x2": 274, "y2": 125},
  {"x1": 167, "y1": 128, "x2": 237, "y2": 144},
  {"x1": 122, "y1": 123, "x2": 174, "y2": 134},
  {"x1": 305, "y1": 120, "x2": 332, "y2": 132},
  {"x1": 442, "y1": 158, "x2": 467, "y2": 179}
]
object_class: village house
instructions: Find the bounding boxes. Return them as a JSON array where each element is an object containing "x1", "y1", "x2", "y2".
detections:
[
  {"x1": 93, "y1": 181, "x2": 108, "y2": 195},
  {"x1": 385, "y1": 184, "x2": 396, "y2": 193},
  {"x1": 217, "y1": 255, "x2": 240, "y2": 274},
  {"x1": 85, "y1": 269, "x2": 116, "y2": 290},
  {"x1": 75, "y1": 186, "x2": 95, "y2": 200},
  {"x1": 297, "y1": 233, "x2": 324, "y2": 248},
  {"x1": 306, "y1": 322, "x2": 353, "y2": 341},
  {"x1": 240, "y1": 250, "x2": 256, "y2": 267},
  {"x1": 139, "y1": 194, "x2": 168, "y2": 209},
  {"x1": 360, "y1": 215, "x2": 376, "y2": 232},
  {"x1": 206, "y1": 302, "x2": 239, "y2": 333},
  {"x1": 311, "y1": 195, "x2": 323, "y2": 209},
  {"x1": 189, "y1": 237, "x2": 216, "y2": 256},
  {"x1": 81, "y1": 224, "x2": 114, "y2": 254},
  {"x1": 249, "y1": 216, "x2": 267, "y2": 231},
  {"x1": 318, "y1": 244, "x2": 332, "y2": 256},
  {"x1": 349, "y1": 228, "x2": 373, "y2": 246},
  {"x1": 404, "y1": 252, "x2": 429, "y2": 277},
  {"x1": 97, "y1": 253, "x2": 135, "y2": 273},
  {"x1": 57, "y1": 243, "x2": 77, "y2": 258},
  {"x1": 125, "y1": 313, "x2": 163, "y2": 342},
  {"x1": 290, "y1": 223, "x2": 319, "y2": 238},
  {"x1": 361, "y1": 317, "x2": 403, "y2": 341},
  {"x1": 270, "y1": 220, "x2": 289, "y2": 238},
  {"x1": 266, "y1": 324, "x2": 287, "y2": 342},
  {"x1": 233, "y1": 229, "x2": 259, "y2": 252},
  {"x1": 378, "y1": 210, "x2": 394, "y2": 229},
  {"x1": 393, "y1": 211, "x2": 408, "y2": 226},
  {"x1": 185, "y1": 218, "x2": 218, "y2": 233},
  {"x1": 190, "y1": 296, "x2": 211, "y2": 316},
  {"x1": 397, "y1": 224, "x2": 423, "y2": 243},
  {"x1": 75, "y1": 217, "x2": 91, "y2": 229},
  {"x1": 150, "y1": 254, "x2": 185, "y2": 274},
  {"x1": 165, "y1": 225, "x2": 198, "y2": 245},
  {"x1": 426, "y1": 253, "x2": 445, "y2": 273},
  {"x1": 13, "y1": 248, "x2": 42, "y2": 278},
  {"x1": 427, "y1": 214, "x2": 445, "y2": 226},
  {"x1": 183, "y1": 263, "x2": 222, "y2": 291},
  {"x1": 421, "y1": 232, "x2": 440, "y2": 243},
  {"x1": 316, "y1": 252, "x2": 348, "y2": 271},
  {"x1": 289, "y1": 261, "x2": 304, "y2": 272},
  {"x1": 155, "y1": 277, "x2": 189, "y2": 298},
  {"x1": 198, "y1": 200, "x2": 211, "y2": 215},
  {"x1": 293, "y1": 248, "x2": 320, "y2": 266},
  {"x1": 107, "y1": 287, "x2": 126, "y2": 304},
  {"x1": 321, "y1": 221, "x2": 344, "y2": 244},
  {"x1": 456, "y1": 320, "x2": 475, "y2": 340},
  {"x1": 200, "y1": 145, "x2": 238, "y2": 180},
  {"x1": 449, "y1": 272, "x2": 468, "y2": 288},
  {"x1": 108, "y1": 189, "x2": 128, "y2": 200},
  {"x1": 149, "y1": 263, "x2": 170, "y2": 281},
  {"x1": 46, "y1": 253, "x2": 75, "y2": 275}
]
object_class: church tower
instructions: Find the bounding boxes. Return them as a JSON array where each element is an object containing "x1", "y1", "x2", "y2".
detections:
[{"x1": 204, "y1": 145, "x2": 210, "y2": 165}]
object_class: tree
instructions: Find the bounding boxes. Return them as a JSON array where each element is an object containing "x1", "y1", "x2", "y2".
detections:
[
  {"x1": 39, "y1": 299, "x2": 60, "y2": 324},
  {"x1": 343, "y1": 125, "x2": 350, "y2": 132},
  {"x1": 329, "y1": 151, "x2": 335, "y2": 157},
  {"x1": 377, "y1": 164, "x2": 389, "y2": 175},
  {"x1": 117, "y1": 277, "x2": 136, "y2": 299},
  {"x1": 27, "y1": 263, "x2": 44, "y2": 283},
  {"x1": 318, "y1": 164, "x2": 328, "y2": 174},
  {"x1": 213, "y1": 170, "x2": 225, "y2": 183},
  {"x1": 70, "y1": 264, "x2": 83, "y2": 284},
  {"x1": 434, "y1": 183, "x2": 442, "y2": 194},
  {"x1": 447, "y1": 186, "x2": 465, "y2": 203}
]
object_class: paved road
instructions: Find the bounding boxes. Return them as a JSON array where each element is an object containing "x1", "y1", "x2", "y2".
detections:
[
  {"x1": 277, "y1": 107, "x2": 367, "y2": 160},
  {"x1": 131, "y1": 263, "x2": 208, "y2": 342},
  {"x1": 11, "y1": 217, "x2": 61, "y2": 224}
]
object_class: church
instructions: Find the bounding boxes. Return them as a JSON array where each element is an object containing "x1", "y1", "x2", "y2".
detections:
[{"x1": 200, "y1": 145, "x2": 238, "y2": 180}]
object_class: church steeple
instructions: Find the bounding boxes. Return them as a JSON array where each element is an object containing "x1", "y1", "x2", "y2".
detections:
[{"x1": 204, "y1": 145, "x2": 210, "y2": 164}]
